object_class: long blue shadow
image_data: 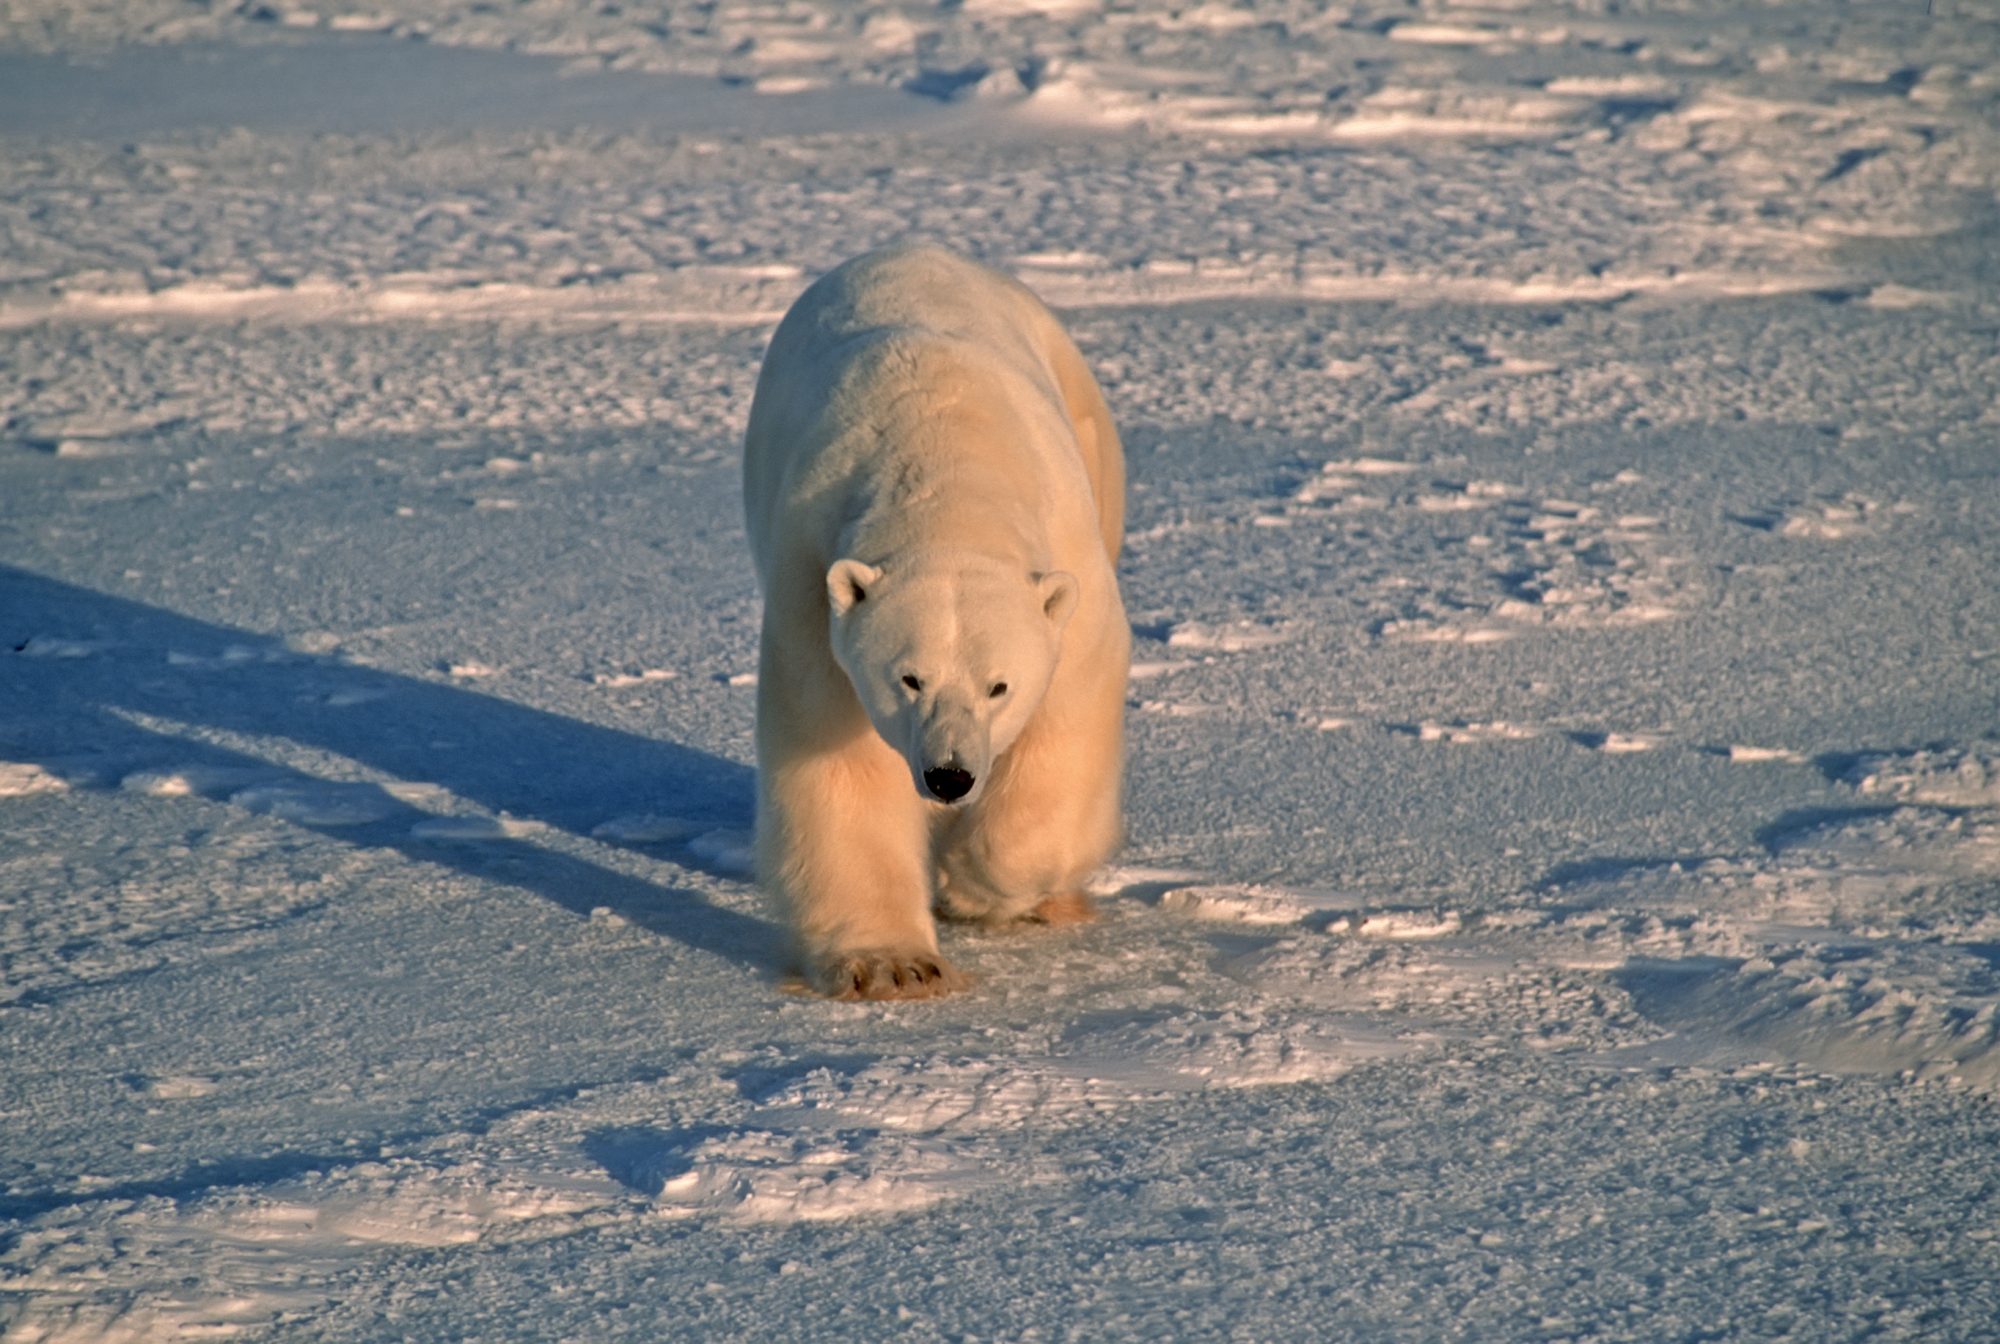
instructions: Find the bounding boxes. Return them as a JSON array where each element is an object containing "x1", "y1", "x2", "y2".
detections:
[{"x1": 0, "y1": 564, "x2": 767, "y2": 969}]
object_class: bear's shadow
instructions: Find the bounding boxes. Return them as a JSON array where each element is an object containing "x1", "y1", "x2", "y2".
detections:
[{"x1": 0, "y1": 564, "x2": 768, "y2": 972}]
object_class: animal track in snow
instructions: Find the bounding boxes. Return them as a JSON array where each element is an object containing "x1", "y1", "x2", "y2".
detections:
[
  {"x1": 1162, "y1": 619, "x2": 1291, "y2": 652},
  {"x1": 1617, "y1": 943, "x2": 2000, "y2": 1090},
  {"x1": 13, "y1": 633, "x2": 110, "y2": 658},
  {"x1": 1127, "y1": 657, "x2": 1196, "y2": 681},
  {"x1": 0, "y1": 1155, "x2": 615, "y2": 1340},
  {"x1": 1397, "y1": 718, "x2": 1544, "y2": 745},
  {"x1": 409, "y1": 814, "x2": 527, "y2": 842},
  {"x1": 686, "y1": 829, "x2": 754, "y2": 876},
  {"x1": 1202, "y1": 752, "x2": 2000, "y2": 1084},
  {"x1": 1284, "y1": 464, "x2": 1695, "y2": 641},
  {"x1": 589, "y1": 814, "x2": 753, "y2": 875},
  {"x1": 1156, "y1": 882, "x2": 1358, "y2": 927},
  {"x1": 1153, "y1": 881, "x2": 1468, "y2": 943},
  {"x1": 227, "y1": 781, "x2": 399, "y2": 827},
  {"x1": 745, "y1": 1008, "x2": 1409, "y2": 1139},
  {"x1": 443, "y1": 659, "x2": 501, "y2": 679},
  {"x1": 1734, "y1": 493, "x2": 1914, "y2": 540},
  {"x1": 0, "y1": 760, "x2": 69, "y2": 796},
  {"x1": 1572, "y1": 731, "x2": 1665, "y2": 754},
  {"x1": 1546, "y1": 784, "x2": 2000, "y2": 1088},
  {"x1": 1844, "y1": 742, "x2": 2000, "y2": 809},
  {"x1": 1722, "y1": 744, "x2": 1809, "y2": 764},
  {"x1": 1769, "y1": 805, "x2": 1999, "y2": 879},
  {"x1": 587, "y1": 667, "x2": 678, "y2": 688},
  {"x1": 166, "y1": 642, "x2": 290, "y2": 669},
  {"x1": 633, "y1": 1127, "x2": 986, "y2": 1223},
  {"x1": 615, "y1": 1003, "x2": 1421, "y2": 1228},
  {"x1": 592, "y1": 813, "x2": 709, "y2": 844},
  {"x1": 1133, "y1": 698, "x2": 1226, "y2": 719}
]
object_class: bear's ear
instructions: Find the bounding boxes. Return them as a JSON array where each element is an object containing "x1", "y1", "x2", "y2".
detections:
[
  {"x1": 1036, "y1": 571, "x2": 1079, "y2": 630},
  {"x1": 826, "y1": 558, "x2": 883, "y2": 616}
]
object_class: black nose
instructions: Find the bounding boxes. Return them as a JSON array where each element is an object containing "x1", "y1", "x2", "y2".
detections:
[{"x1": 923, "y1": 766, "x2": 975, "y2": 803}]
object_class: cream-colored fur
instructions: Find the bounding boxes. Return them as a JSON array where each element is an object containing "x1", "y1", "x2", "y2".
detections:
[{"x1": 743, "y1": 243, "x2": 1128, "y2": 1000}]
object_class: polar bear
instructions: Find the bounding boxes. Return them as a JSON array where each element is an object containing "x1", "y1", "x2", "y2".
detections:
[{"x1": 742, "y1": 243, "x2": 1129, "y2": 1000}]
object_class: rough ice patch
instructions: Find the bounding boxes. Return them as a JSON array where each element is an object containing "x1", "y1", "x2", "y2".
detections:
[
  {"x1": 1547, "y1": 795, "x2": 2000, "y2": 1088},
  {"x1": 1619, "y1": 945, "x2": 2000, "y2": 1091},
  {"x1": 0, "y1": 1158, "x2": 611, "y2": 1341},
  {"x1": 747, "y1": 1009, "x2": 1409, "y2": 1142},
  {"x1": 207, "y1": 1160, "x2": 601, "y2": 1249},
  {"x1": 1061, "y1": 1008, "x2": 1413, "y2": 1091},
  {"x1": 1846, "y1": 743, "x2": 2000, "y2": 809},
  {"x1": 746, "y1": 1055, "x2": 1137, "y2": 1134},
  {"x1": 1771, "y1": 805, "x2": 1999, "y2": 879},
  {"x1": 613, "y1": 1126, "x2": 986, "y2": 1223}
]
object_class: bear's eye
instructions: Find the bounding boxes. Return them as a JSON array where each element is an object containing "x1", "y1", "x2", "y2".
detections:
[
  {"x1": 901, "y1": 674, "x2": 923, "y2": 692},
  {"x1": 989, "y1": 682, "x2": 1008, "y2": 698}
]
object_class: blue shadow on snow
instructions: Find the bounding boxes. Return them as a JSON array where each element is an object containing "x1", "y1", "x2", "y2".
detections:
[{"x1": 0, "y1": 563, "x2": 768, "y2": 974}]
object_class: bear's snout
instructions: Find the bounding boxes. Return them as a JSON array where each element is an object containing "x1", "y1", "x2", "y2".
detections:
[{"x1": 923, "y1": 764, "x2": 976, "y2": 803}]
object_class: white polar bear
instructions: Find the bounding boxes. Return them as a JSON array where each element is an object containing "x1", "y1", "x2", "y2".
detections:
[{"x1": 742, "y1": 243, "x2": 1129, "y2": 1000}]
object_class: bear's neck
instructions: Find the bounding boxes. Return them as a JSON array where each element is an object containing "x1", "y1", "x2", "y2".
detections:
[{"x1": 843, "y1": 447, "x2": 1053, "y2": 573}]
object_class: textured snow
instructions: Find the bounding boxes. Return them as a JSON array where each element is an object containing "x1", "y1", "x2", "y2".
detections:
[{"x1": 3, "y1": 0, "x2": 2000, "y2": 1339}]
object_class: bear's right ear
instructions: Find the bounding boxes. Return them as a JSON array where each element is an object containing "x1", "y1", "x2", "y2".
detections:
[{"x1": 826, "y1": 558, "x2": 883, "y2": 617}]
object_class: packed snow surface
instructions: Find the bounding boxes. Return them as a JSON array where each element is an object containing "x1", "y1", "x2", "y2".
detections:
[{"x1": 3, "y1": 1, "x2": 2000, "y2": 1339}]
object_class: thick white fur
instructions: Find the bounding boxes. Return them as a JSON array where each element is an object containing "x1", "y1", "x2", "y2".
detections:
[{"x1": 743, "y1": 243, "x2": 1128, "y2": 1000}]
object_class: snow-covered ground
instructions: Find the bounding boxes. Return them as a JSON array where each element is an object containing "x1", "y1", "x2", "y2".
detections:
[{"x1": 4, "y1": 2, "x2": 1999, "y2": 1339}]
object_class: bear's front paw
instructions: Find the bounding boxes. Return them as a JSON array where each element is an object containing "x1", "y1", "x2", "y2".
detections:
[{"x1": 814, "y1": 949, "x2": 969, "y2": 1001}]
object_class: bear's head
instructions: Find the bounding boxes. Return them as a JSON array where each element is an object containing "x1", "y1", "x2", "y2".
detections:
[{"x1": 825, "y1": 556, "x2": 1077, "y2": 806}]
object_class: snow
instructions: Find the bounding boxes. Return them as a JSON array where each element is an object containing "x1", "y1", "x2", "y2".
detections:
[{"x1": 3, "y1": 1, "x2": 1999, "y2": 1339}]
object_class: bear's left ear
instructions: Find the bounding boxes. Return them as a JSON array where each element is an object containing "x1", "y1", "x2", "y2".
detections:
[
  {"x1": 1036, "y1": 571, "x2": 1079, "y2": 630},
  {"x1": 826, "y1": 558, "x2": 883, "y2": 617}
]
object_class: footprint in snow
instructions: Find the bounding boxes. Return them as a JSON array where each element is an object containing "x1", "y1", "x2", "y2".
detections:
[
  {"x1": 1842, "y1": 742, "x2": 2000, "y2": 808},
  {"x1": 0, "y1": 761, "x2": 70, "y2": 797},
  {"x1": 1162, "y1": 619, "x2": 1292, "y2": 653},
  {"x1": 409, "y1": 814, "x2": 526, "y2": 842},
  {"x1": 1733, "y1": 493, "x2": 1912, "y2": 540},
  {"x1": 1570, "y1": 730, "x2": 1665, "y2": 753},
  {"x1": 12, "y1": 634, "x2": 110, "y2": 658},
  {"x1": 1391, "y1": 718, "x2": 1542, "y2": 744},
  {"x1": 591, "y1": 814, "x2": 755, "y2": 876}
]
